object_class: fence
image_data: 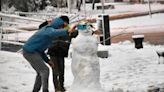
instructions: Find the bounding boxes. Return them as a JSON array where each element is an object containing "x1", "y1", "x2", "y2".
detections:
[
  {"x1": 0, "y1": 12, "x2": 81, "y2": 51},
  {"x1": 0, "y1": 12, "x2": 44, "y2": 51}
]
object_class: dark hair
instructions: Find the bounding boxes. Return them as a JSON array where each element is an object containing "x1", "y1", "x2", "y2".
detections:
[{"x1": 60, "y1": 16, "x2": 69, "y2": 24}]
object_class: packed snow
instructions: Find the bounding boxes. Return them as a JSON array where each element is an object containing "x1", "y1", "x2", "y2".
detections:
[{"x1": 0, "y1": 41, "x2": 164, "y2": 92}]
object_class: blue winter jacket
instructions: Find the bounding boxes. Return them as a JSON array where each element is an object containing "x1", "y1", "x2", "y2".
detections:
[{"x1": 23, "y1": 17, "x2": 68, "y2": 63}]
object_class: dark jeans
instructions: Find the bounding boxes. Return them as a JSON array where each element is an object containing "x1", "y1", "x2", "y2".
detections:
[
  {"x1": 50, "y1": 56, "x2": 65, "y2": 90},
  {"x1": 23, "y1": 50, "x2": 49, "y2": 92}
]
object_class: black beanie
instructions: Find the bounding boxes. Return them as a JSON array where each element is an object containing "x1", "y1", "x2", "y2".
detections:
[{"x1": 60, "y1": 16, "x2": 69, "y2": 24}]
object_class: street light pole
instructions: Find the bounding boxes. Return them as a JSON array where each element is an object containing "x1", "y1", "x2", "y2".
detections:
[
  {"x1": 67, "y1": 0, "x2": 72, "y2": 13},
  {"x1": 148, "y1": 0, "x2": 152, "y2": 18},
  {"x1": 83, "y1": 0, "x2": 86, "y2": 18},
  {"x1": 0, "y1": 17, "x2": 2, "y2": 50},
  {"x1": 101, "y1": 0, "x2": 105, "y2": 14},
  {"x1": 0, "y1": 0, "x2": 1, "y2": 50},
  {"x1": 92, "y1": 0, "x2": 95, "y2": 10},
  {"x1": 0, "y1": 0, "x2": 1, "y2": 12}
]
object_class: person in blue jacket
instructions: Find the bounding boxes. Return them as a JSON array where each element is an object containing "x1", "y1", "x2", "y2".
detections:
[{"x1": 22, "y1": 16, "x2": 76, "y2": 92}]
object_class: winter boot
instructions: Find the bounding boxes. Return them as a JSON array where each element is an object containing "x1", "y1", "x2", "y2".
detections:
[
  {"x1": 55, "y1": 87, "x2": 61, "y2": 92},
  {"x1": 60, "y1": 87, "x2": 66, "y2": 92}
]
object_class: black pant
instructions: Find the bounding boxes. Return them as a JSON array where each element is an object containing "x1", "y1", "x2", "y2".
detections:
[{"x1": 50, "y1": 56, "x2": 65, "y2": 90}]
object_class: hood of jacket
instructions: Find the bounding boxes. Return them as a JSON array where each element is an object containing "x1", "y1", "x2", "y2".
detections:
[{"x1": 48, "y1": 17, "x2": 64, "y2": 29}]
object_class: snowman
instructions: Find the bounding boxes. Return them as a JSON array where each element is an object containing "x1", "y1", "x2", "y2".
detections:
[{"x1": 69, "y1": 24, "x2": 105, "y2": 92}]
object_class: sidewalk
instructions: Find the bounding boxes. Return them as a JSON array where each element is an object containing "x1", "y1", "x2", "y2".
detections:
[{"x1": 111, "y1": 32, "x2": 164, "y2": 45}]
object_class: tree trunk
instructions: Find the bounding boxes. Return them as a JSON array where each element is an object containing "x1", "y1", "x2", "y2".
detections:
[
  {"x1": 0, "y1": 0, "x2": 1, "y2": 11},
  {"x1": 40, "y1": 0, "x2": 47, "y2": 10},
  {"x1": 56, "y1": 0, "x2": 67, "y2": 7}
]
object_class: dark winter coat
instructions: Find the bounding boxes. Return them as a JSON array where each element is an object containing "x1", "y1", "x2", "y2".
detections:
[{"x1": 47, "y1": 29, "x2": 78, "y2": 57}]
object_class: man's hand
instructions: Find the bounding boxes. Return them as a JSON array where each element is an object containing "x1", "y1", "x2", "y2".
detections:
[
  {"x1": 68, "y1": 24, "x2": 77, "y2": 33},
  {"x1": 48, "y1": 60, "x2": 54, "y2": 68}
]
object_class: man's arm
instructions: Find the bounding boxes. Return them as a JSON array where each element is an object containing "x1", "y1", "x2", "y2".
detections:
[
  {"x1": 39, "y1": 21, "x2": 48, "y2": 29},
  {"x1": 46, "y1": 28, "x2": 69, "y2": 38},
  {"x1": 46, "y1": 24, "x2": 77, "y2": 38}
]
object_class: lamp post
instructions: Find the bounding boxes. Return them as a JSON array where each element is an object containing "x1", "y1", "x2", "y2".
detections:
[
  {"x1": 0, "y1": 0, "x2": 1, "y2": 11},
  {"x1": 97, "y1": 0, "x2": 110, "y2": 45},
  {"x1": 148, "y1": 0, "x2": 152, "y2": 18},
  {"x1": 67, "y1": 0, "x2": 71, "y2": 13},
  {"x1": 0, "y1": 17, "x2": 2, "y2": 50},
  {"x1": 0, "y1": 0, "x2": 2, "y2": 50},
  {"x1": 83, "y1": 0, "x2": 86, "y2": 18},
  {"x1": 92, "y1": 0, "x2": 95, "y2": 10},
  {"x1": 101, "y1": 0, "x2": 105, "y2": 14}
]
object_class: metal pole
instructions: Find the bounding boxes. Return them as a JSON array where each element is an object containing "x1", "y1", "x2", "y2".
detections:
[
  {"x1": 148, "y1": 0, "x2": 152, "y2": 18},
  {"x1": 92, "y1": 0, "x2": 96, "y2": 10},
  {"x1": 100, "y1": 0, "x2": 105, "y2": 44},
  {"x1": 0, "y1": 0, "x2": 2, "y2": 50},
  {"x1": 101, "y1": 0, "x2": 105, "y2": 14},
  {"x1": 102, "y1": 15, "x2": 110, "y2": 45},
  {"x1": 67, "y1": 0, "x2": 72, "y2": 13},
  {"x1": 97, "y1": 14, "x2": 110, "y2": 45},
  {"x1": 0, "y1": 0, "x2": 1, "y2": 11},
  {"x1": 83, "y1": 0, "x2": 86, "y2": 18},
  {"x1": 101, "y1": 15, "x2": 105, "y2": 45},
  {"x1": 0, "y1": 17, "x2": 2, "y2": 50}
]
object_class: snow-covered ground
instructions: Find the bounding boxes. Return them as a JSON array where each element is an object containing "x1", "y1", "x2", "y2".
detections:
[
  {"x1": 0, "y1": 42, "x2": 164, "y2": 92},
  {"x1": 1, "y1": 3, "x2": 164, "y2": 92}
]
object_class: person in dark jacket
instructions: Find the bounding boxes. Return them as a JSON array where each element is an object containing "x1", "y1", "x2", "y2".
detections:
[
  {"x1": 47, "y1": 32, "x2": 71, "y2": 92},
  {"x1": 22, "y1": 16, "x2": 76, "y2": 92},
  {"x1": 47, "y1": 35, "x2": 70, "y2": 92},
  {"x1": 39, "y1": 16, "x2": 78, "y2": 92}
]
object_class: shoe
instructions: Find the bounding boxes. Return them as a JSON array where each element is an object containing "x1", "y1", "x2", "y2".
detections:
[
  {"x1": 60, "y1": 87, "x2": 66, "y2": 92},
  {"x1": 55, "y1": 87, "x2": 60, "y2": 92}
]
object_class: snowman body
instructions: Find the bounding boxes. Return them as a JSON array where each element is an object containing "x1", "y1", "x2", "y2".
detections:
[{"x1": 70, "y1": 26, "x2": 103, "y2": 92}]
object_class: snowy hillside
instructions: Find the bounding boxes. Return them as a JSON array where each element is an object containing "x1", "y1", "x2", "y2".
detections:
[{"x1": 0, "y1": 41, "x2": 164, "y2": 92}]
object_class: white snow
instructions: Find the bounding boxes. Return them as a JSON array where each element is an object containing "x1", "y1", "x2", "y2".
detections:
[
  {"x1": 1, "y1": 3, "x2": 164, "y2": 92},
  {"x1": 0, "y1": 42, "x2": 164, "y2": 92},
  {"x1": 132, "y1": 35, "x2": 144, "y2": 38}
]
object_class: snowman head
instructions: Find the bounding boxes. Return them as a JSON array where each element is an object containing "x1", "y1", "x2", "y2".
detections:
[{"x1": 77, "y1": 24, "x2": 94, "y2": 36}]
